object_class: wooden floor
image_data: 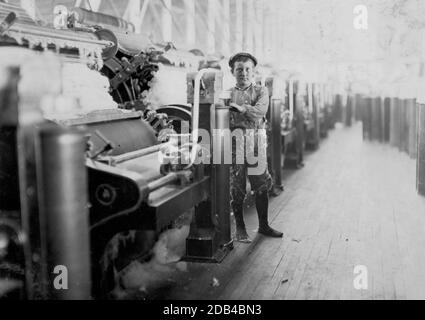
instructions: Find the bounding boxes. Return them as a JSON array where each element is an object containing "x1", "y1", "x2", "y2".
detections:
[{"x1": 124, "y1": 122, "x2": 425, "y2": 300}]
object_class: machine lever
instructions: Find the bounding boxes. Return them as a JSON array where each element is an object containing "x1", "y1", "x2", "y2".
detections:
[{"x1": 90, "y1": 130, "x2": 115, "y2": 159}]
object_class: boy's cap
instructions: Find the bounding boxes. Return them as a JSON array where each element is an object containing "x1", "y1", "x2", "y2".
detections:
[{"x1": 229, "y1": 52, "x2": 258, "y2": 68}]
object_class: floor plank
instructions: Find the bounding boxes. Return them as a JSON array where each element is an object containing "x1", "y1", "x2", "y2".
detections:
[{"x1": 129, "y1": 122, "x2": 425, "y2": 300}]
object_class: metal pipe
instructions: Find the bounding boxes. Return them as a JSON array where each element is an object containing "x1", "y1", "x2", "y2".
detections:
[
  {"x1": 363, "y1": 97, "x2": 373, "y2": 140},
  {"x1": 289, "y1": 79, "x2": 294, "y2": 121},
  {"x1": 193, "y1": 69, "x2": 211, "y2": 145},
  {"x1": 147, "y1": 172, "x2": 178, "y2": 192},
  {"x1": 214, "y1": 105, "x2": 231, "y2": 245},
  {"x1": 308, "y1": 82, "x2": 313, "y2": 113},
  {"x1": 111, "y1": 144, "x2": 162, "y2": 164},
  {"x1": 72, "y1": 7, "x2": 135, "y2": 32},
  {"x1": 399, "y1": 98, "x2": 408, "y2": 153},
  {"x1": 373, "y1": 96, "x2": 383, "y2": 142},
  {"x1": 186, "y1": 68, "x2": 217, "y2": 169},
  {"x1": 406, "y1": 98, "x2": 417, "y2": 159},
  {"x1": 383, "y1": 97, "x2": 391, "y2": 143},
  {"x1": 8, "y1": 24, "x2": 111, "y2": 47},
  {"x1": 109, "y1": 137, "x2": 182, "y2": 164},
  {"x1": 38, "y1": 125, "x2": 91, "y2": 300},
  {"x1": 270, "y1": 98, "x2": 283, "y2": 190}
]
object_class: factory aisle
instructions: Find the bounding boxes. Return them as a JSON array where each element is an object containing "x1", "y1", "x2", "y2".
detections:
[
  {"x1": 219, "y1": 122, "x2": 425, "y2": 300},
  {"x1": 121, "y1": 122, "x2": 425, "y2": 300}
]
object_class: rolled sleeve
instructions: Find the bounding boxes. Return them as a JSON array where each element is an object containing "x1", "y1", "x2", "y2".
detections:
[{"x1": 244, "y1": 86, "x2": 269, "y2": 121}]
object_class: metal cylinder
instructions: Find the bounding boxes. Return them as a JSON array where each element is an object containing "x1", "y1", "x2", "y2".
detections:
[
  {"x1": 370, "y1": 97, "x2": 376, "y2": 140},
  {"x1": 400, "y1": 98, "x2": 414, "y2": 156},
  {"x1": 406, "y1": 99, "x2": 417, "y2": 159},
  {"x1": 398, "y1": 99, "x2": 407, "y2": 153},
  {"x1": 371, "y1": 97, "x2": 382, "y2": 142},
  {"x1": 346, "y1": 96, "x2": 353, "y2": 127},
  {"x1": 114, "y1": 144, "x2": 162, "y2": 164},
  {"x1": 312, "y1": 84, "x2": 320, "y2": 148},
  {"x1": 73, "y1": 7, "x2": 134, "y2": 33},
  {"x1": 38, "y1": 125, "x2": 90, "y2": 300},
  {"x1": 354, "y1": 94, "x2": 362, "y2": 122},
  {"x1": 416, "y1": 102, "x2": 425, "y2": 196},
  {"x1": 389, "y1": 97, "x2": 399, "y2": 147},
  {"x1": 395, "y1": 98, "x2": 403, "y2": 151},
  {"x1": 334, "y1": 94, "x2": 343, "y2": 123},
  {"x1": 270, "y1": 99, "x2": 283, "y2": 190},
  {"x1": 362, "y1": 97, "x2": 373, "y2": 140},
  {"x1": 0, "y1": 66, "x2": 20, "y2": 210},
  {"x1": 214, "y1": 106, "x2": 231, "y2": 245},
  {"x1": 148, "y1": 172, "x2": 178, "y2": 192},
  {"x1": 382, "y1": 97, "x2": 391, "y2": 143}
]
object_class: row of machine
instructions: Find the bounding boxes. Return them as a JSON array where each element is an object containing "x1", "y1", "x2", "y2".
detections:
[
  {"x1": 0, "y1": 2, "x2": 341, "y2": 299},
  {"x1": 356, "y1": 91, "x2": 425, "y2": 197}
]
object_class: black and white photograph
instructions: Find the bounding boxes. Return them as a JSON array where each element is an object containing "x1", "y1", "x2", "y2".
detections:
[{"x1": 1, "y1": 0, "x2": 425, "y2": 305}]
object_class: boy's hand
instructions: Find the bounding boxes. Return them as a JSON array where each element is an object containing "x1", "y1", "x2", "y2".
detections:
[{"x1": 230, "y1": 103, "x2": 247, "y2": 114}]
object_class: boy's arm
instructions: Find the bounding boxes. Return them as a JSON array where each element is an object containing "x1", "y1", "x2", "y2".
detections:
[{"x1": 242, "y1": 86, "x2": 269, "y2": 121}]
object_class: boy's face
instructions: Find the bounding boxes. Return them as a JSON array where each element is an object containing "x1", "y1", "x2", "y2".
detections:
[{"x1": 232, "y1": 60, "x2": 255, "y2": 88}]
